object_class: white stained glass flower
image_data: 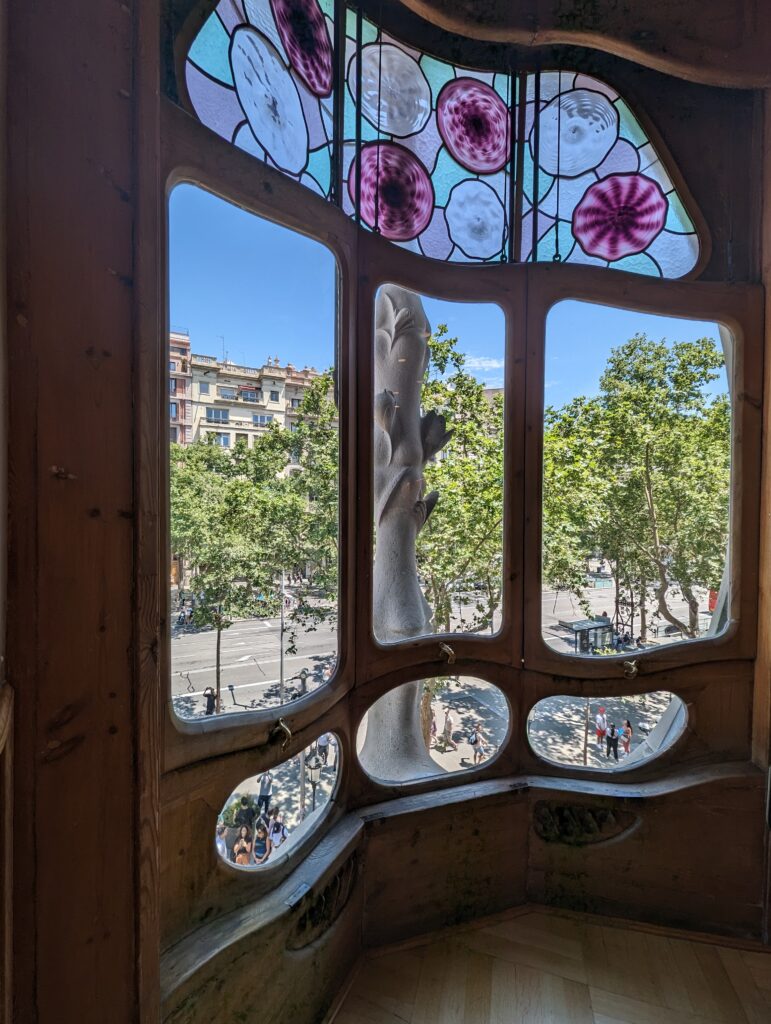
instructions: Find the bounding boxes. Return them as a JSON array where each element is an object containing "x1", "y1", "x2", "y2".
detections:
[
  {"x1": 359, "y1": 43, "x2": 431, "y2": 137},
  {"x1": 445, "y1": 179, "x2": 505, "y2": 260},
  {"x1": 533, "y1": 89, "x2": 618, "y2": 178},
  {"x1": 231, "y1": 27, "x2": 309, "y2": 175}
]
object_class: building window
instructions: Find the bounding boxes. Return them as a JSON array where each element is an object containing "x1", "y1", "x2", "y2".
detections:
[
  {"x1": 169, "y1": 360, "x2": 176, "y2": 371},
  {"x1": 290, "y1": 398, "x2": 302, "y2": 408},
  {"x1": 213, "y1": 433, "x2": 230, "y2": 448},
  {"x1": 169, "y1": 379, "x2": 177, "y2": 395},
  {"x1": 219, "y1": 386, "x2": 237, "y2": 399},
  {"x1": 170, "y1": 426, "x2": 178, "y2": 443},
  {"x1": 206, "y1": 408, "x2": 229, "y2": 423},
  {"x1": 170, "y1": 402, "x2": 178, "y2": 419},
  {"x1": 269, "y1": 390, "x2": 279, "y2": 402},
  {"x1": 241, "y1": 389, "x2": 258, "y2": 402},
  {"x1": 253, "y1": 414, "x2": 273, "y2": 426},
  {"x1": 199, "y1": 381, "x2": 210, "y2": 395},
  {"x1": 235, "y1": 433, "x2": 249, "y2": 446}
]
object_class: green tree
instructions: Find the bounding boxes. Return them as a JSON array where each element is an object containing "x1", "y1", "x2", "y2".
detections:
[
  {"x1": 543, "y1": 334, "x2": 730, "y2": 640},
  {"x1": 418, "y1": 327, "x2": 505, "y2": 634}
]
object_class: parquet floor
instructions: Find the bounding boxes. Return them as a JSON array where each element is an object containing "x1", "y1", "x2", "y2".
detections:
[{"x1": 333, "y1": 908, "x2": 771, "y2": 1024}]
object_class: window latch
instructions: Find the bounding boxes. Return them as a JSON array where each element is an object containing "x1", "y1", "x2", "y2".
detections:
[
  {"x1": 439, "y1": 642, "x2": 456, "y2": 664},
  {"x1": 271, "y1": 717, "x2": 292, "y2": 751}
]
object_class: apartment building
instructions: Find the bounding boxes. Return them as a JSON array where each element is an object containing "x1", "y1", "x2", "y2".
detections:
[
  {"x1": 169, "y1": 330, "x2": 192, "y2": 444},
  {"x1": 176, "y1": 345, "x2": 322, "y2": 449}
]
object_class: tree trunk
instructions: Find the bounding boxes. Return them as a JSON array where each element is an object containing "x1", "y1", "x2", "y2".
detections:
[
  {"x1": 682, "y1": 584, "x2": 700, "y2": 637},
  {"x1": 360, "y1": 287, "x2": 452, "y2": 783},
  {"x1": 640, "y1": 576, "x2": 647, "y2": 641},
  {"x1": 420, "y1": 687, "x2": 433, "y2": 749}
]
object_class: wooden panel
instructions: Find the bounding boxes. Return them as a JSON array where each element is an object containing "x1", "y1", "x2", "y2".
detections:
[
  {"x1": 394, "y1": 0, "x2": 771, "y2": 88},
  {"x1": 7, "y1": 0, "x2": 138, "y2": 1019},
  {"x1": 0, "y1": 687, "x2": 12, "y2": 1024}
]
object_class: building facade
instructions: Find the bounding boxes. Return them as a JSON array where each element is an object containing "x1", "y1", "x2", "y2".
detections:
[
  {"x1": 169, "y1": 337, "x2": 322, "y2": 448},
  {"x1": 169, "y1": 331, "x2": 192, "y2": 444}
]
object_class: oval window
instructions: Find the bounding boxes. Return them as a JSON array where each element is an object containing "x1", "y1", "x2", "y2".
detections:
[
  {"x1": 527, "y1": 692, "x2": 686, "y2": 770},
  {"x1": 357, "y1": 676, "x2": 509, "y2": 783},
  {"x1": 215, "y1": 734, "x2": 340, "y2": 868}
]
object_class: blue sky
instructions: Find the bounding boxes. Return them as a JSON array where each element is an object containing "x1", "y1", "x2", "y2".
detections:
[{"x1": 170, "y1": 183, "x2": 724, "y2": 406}]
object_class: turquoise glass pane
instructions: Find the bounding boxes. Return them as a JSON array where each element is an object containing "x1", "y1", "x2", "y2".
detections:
[{"x1": 188, "y1": 13, "x2": 233, "y2": 86}]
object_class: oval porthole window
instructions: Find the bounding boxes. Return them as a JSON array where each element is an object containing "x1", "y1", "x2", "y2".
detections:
[
  {"x1": 527, "y1": 692, "x2": 686, "y2": 770},
  {"x1": 215, "y1": 733, "x2": 340, "y2": 868},
  {"x1": 357, "y1": 676, "x2": 509, "y2": 783}
]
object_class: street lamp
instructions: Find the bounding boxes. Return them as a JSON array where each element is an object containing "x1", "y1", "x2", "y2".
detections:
[{"x1": 306, "y1": 754, "x2": 323, "y2": 812}]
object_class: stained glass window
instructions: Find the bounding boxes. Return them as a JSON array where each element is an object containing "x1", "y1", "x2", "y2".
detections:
[
  {"x1": 183, "y1": 4, "x2": 701, "y2": 277},
  {"x1": 185, "y1": 0, "x2": 336, "y2": 198},
  {"x1": 341, "y1": 9, "x2": 513, "y2": 263}
]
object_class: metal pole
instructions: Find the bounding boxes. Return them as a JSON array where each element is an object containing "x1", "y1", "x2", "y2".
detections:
[
  {"x1": 311, "y1": 781, "x2": 317, "y2": 812},
  {"x1": 299, "y1": 746, "x2": 306, "y2": 820},
  {"x1": 279, "y1": 568, "x2": 285, "y2": 706}
]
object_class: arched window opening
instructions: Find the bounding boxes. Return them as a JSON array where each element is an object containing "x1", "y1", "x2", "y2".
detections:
[
  {"x1": 541, "y1": 301, "x2": 732, "y2": 660},
  {"x1": 527, "y1": 692, "x2": 686, "y2": 770},
  {"x1": 215, "y1": 734, "x2": 341, "y2": 868},
  {"x1": 168, "y1": 184, "x2": 339, "y2": 722},
  {"x1": 357, "y1": 676, "x2": 509, "y2": 783}
]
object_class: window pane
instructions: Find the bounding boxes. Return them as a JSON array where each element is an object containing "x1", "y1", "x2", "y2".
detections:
[
  {"x1": 527, "y1": 692, "x2": 686, "y2": 770},
  {"x1": 542, "y1": 301, "x2": 731, "y2": 657},
  {"x1": 169, "y1": 184, "x2": 339, "y2": 721},
  {"x1": 357, "y1": 677, "x2": 509, "y2": 783},
  {"x1": 373, "y1": 285, "x2": 505, "y2": 642},
  {"x1": 216, "y1": 734, "x2": 340, "y2": 868}
]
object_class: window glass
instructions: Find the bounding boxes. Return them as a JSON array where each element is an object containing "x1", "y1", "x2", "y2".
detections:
[
  {"x1": 357, "y1": 677, "x2": 508, "y2": 783},
  {"x1": 372, "y1": 285, "x2": 505, "y2": 643},
  {"x1": 527, "y1": 692, "x2": 686, "y2": 770},
  {"x1": 199, "y1": 381, "x2": 210, "y2": 395},
  {"x1": 216, "y1": 734, "x2": 340, "y2": 868},
  {"x1": 170, "y1": 402, "x2": 178, "y2": 418},
  {"x1": 270, "y1": 390, "x2": 280, "y2": 402},
  {"x1": 185, "y1": 0, "x2": 336, "y2": 199},
  {"x1": 169, "y1": 184, "x2": 338, "y2": 721},
  {"x1": 542, "y1": 301, "x2": 731, "y2": 657}
]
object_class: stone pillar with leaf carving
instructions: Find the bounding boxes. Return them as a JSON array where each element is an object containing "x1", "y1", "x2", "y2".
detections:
[{"x1": 359, "y1": 285, "x2": 451, "y2": 782}]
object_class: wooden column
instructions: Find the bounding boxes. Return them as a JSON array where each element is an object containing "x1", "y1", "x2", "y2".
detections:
[{"x1": 6, "y1": 0, "x2": 150, "y2": 1019}]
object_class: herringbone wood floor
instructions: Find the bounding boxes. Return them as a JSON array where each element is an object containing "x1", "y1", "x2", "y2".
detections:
[{"x1": 332, "y1": 908, "x2": 771, "y2": 1023}]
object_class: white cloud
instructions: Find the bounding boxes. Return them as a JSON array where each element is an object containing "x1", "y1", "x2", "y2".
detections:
[
  {"x1": 464, "y1": 355, "x2": 505, "y2": 371},
  {"x1": 545, "y1": 379, "x2": 561, "y2": 389}
]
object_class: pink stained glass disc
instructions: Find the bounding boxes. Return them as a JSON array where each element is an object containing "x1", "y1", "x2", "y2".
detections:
[
  {"x1": 270, "y1": 0, "x2": 333, "y2": 97},
  {"x1": 348, "y1": 142, "x2": 434, "y2": 241},
  {"x1": 436, "y1": 78, "x2": 510, "y2": 175},
  {"x1": 572, "y1": 173, "x2": 667, "y2": 261}
]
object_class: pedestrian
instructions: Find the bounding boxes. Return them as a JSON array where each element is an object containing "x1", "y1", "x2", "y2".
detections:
[
  {"x1": 232, "y1": 826, "x2": 253, "y2": 865},
  {"x1": 317, "y1": 733, "x2": 330, "y2": 765},
  {"x1": 595, "y1": 706, "x2": 607, "y2": 748},
  {"x1": 234, "y1": 795, "x2": 254, "y2": 831},
  {"x1": 256, "y1": 770, "x2": 274, "y2": 815},
  {"x1": 470, "y1": 721, "x2": 487, "y2": 765},
  {"x1": 443, "y1": 708, "x2": 458, "y2": 750},
  {"x1": 252, "y1": 823, "x2": 272, "y2": 866},
  {"x1": 430, "y1": 711, "x2": 438, "y2": 748},
  {"x1": 268, "y1": 807, "x2": 288, "y2": 852},
  {"x1": 327, "y1": 733, "x2": 338, "y2": 768},
  {"x1": 215, "y1": 823, "x2": 228, "y2": 861},
  {"x1": 606, "y1": 722, "x2": 619, "y2": 762},
  {"x1": 203, "y1": 686, "x2": 216, "y2": 716},
  {"x1": 622, "y1": 719, "x2": 633, "y2": 756}
]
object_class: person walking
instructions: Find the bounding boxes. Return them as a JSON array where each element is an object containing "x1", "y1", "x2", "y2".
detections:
[
  {"x1": 232, "y1": 826, "x2": 253, "y2": 865},
  {"x1": 606, "y1": 722, "x2": 619, "y2": 762},
  {"x1": 595, "y1": 707, "x2": 607, "y2": 749},
  {"x1": 215, "y1": 823, "x2": 228, "y2": 861},
  {"x1": 470, "y1": 721, "x2": 487, "y2": 765},
  {"x1": 256, "y1": 770, "x2": 274, "y2": 815},
  {"x1": 234, "y1": 795, "x2": 254, "y2": 831},
  {"x1": 268, "y1": 807, "x2": 288, "y2": 852},
  {"x1": 443, "y1": 708, "x2": 458, "y2": 751},
  {"x1": 622, "y1": 719, "x2": 633, "y2": 756},
  {"x1": 317, "y1": 733, "x2": 330, "y2": 765}
]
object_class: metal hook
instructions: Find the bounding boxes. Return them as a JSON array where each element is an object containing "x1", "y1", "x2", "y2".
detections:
[
  {"x1": 271, "y1": 717, "x2": 292, "y2": 751},
  {"x1": 439, "y1": 642, "x2": 456, "y2": 665},
  {"x1": 622, "y1": 660, "x2": 639, "y2": 679}
]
